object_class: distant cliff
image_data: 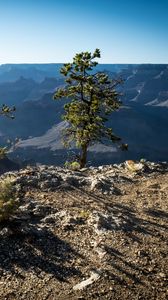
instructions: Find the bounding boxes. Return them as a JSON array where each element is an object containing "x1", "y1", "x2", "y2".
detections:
[{"x1": 0, "y1": 64, "x2": 168, "y2": 165}]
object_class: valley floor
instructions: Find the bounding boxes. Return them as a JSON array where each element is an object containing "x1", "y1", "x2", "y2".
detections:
[{"x1": 0, "y1": 163, "x2": 168, "y2": 299}]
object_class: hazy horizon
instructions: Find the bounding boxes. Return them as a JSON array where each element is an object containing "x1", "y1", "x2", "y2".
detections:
[{"x1": 0, "y1": 63, "x2": 168, "y2": 66}]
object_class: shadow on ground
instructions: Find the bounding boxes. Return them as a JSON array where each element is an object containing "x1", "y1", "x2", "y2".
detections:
[
  {"x1": 62, "y1": 187, "x2": 167, "y2": 288},
  {"x1": 0, "y1": 201, "x2": 82, "y2": 282}
]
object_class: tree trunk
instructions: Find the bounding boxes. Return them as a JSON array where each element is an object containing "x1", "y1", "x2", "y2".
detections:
[{"x1": 80, "y1": 144, "x2": 88, "y2": 168}]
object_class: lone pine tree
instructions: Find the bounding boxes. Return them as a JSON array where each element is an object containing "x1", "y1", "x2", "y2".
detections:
[{"x1": 54, "y1": 49, "x2": 126, "y2": 168}]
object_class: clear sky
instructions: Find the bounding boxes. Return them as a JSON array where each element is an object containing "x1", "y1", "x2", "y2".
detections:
[{"x1": 0, "y1": 0, "x2": 167, "y2": 64}]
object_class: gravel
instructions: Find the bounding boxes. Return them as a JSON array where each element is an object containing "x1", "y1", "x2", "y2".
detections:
[{"x1": 0, "y1": 160, "x2": 167, "y2": 299}]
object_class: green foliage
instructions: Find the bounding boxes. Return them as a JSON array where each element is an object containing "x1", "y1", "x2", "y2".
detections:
[
  {"x1": 54, "y1": 49, "x2": 124, "y2": 168},
  {"x1": 0, "y1": 104, "x2": 16, "y2": 159},
  {"x1": 0, "y1": 177, "x2": 20, "y2": 222},
  {"x1": 64, "y1": 160, "x2": 80, "y2": 171},
  {"x1": 0, "y1": 147, "x2": 8, "y2": 160},
  {"x1": 78, "y1": 210, "x2": 90, "y2": 219},
  {"x1": 0, "y1": 104, "x2": 16, "y2": 119}
]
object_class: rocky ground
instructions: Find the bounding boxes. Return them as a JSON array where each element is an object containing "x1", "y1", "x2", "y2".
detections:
[{"x1": 0, "y1": 161, "x2": 168, "y2": 300}]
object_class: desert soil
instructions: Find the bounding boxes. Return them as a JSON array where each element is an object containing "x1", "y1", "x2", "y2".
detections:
[{"x1": 0, "y1": 165, "x2": 167, "y2": 300}]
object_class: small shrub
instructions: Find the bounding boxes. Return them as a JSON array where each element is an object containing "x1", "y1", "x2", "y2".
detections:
[
  {"x1": 79, "y1": 210, "x2": 90, "y2": 219},
  {"x1": 125, "y1": 160, "x2": 144, "y2": 172},
  {"x1": 0, "y1": 147, "x2": 7, "y2": 160},
  {"x1": 65, "y1": 161, "x2": 80, "y2": 171},
  {"x1": 0, "y1": 177, "x2": 20, "y2": 222}
]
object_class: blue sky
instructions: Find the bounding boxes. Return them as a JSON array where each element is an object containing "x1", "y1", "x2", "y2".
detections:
[{"x1": 0, "y1": 0, "x2": 167, "y2": 64}]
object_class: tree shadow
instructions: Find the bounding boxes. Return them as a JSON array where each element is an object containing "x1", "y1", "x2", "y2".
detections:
[
  {"x1": 99, "y1": 201, "x2": 167, "y2": 286},
  {"x1": 0, "y1": 203, "x2": 82, "y2": 282},
  {"x1": 84, "y1": 192, "x2": 167, "y2": 286},
  {"x1": 111, "y1": 203, "x2": 168, "y2": 236},
  {"x1": 70, "y1": 186, "x2": 167, "y2": 236},
  {"x1": 144, "y1": 208, "x2": 168, "y2": 219},
  {"x1": 104, "y1": 245, "x2": 146, "y2": 285}
]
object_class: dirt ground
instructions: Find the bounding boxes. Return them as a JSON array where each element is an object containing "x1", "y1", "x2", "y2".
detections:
[{"x1": 0, "y1": 169, "x2": 167, "y2": 300}]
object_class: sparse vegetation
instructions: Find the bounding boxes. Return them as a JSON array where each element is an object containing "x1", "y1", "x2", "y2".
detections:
[
  {"x1": 64, "y1": 160, "x2": 80, "y2": 171},
  {"x1": 0, "y1": 162, "x2": 167, "y2": 299},
  {"x1": 54, "y1": 49, "x2": 127, "y2": 168},
  {"x1": 0, "y1": 104, "x2": 16, "y2": 119},
  {"x1": 0, "y1": 104, "x2": 16, "y2": 162},
  {"x1": 0, "y1": 177, "x2": 20, "y2": 222},
  {"x1": 0, "y1": 147, "x2": 8, "y2": 160}
]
